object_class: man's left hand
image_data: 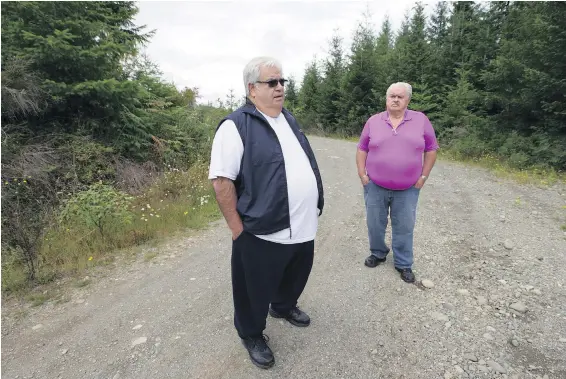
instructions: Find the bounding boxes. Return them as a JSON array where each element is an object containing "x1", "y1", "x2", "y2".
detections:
[{"x1": 414, "y1": 176, "x2": 426, "y2": 189}]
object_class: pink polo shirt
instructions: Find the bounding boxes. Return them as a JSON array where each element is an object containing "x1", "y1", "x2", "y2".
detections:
[{"x1": 358, "y1": 109, "x2": 439, "y2": 190}]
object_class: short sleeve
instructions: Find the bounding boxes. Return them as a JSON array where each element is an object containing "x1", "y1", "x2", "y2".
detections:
[
  {"x1": 208, "y1": 120, "x2": 244, "y2": 180},
  {"x1": 357, "y1": 120, "x2": 371, "y2": 152},
  {"x1": 423, "y1": 116, "x2": 440, "y2": 152}
]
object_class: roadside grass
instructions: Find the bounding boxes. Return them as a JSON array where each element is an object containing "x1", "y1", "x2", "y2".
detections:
[{"x1": 1, "y1": 162, "x2": 220, "y2": 305}]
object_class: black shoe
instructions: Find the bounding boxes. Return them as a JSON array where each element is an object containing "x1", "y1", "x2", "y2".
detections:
[
  {"x1": 395, "y1": 267, "x2": 415, "y2": 283},
  {"x1": 269, "y1": 306, "x2": 310, "y2": 327},
  {"x1": 241, "y1": 334, "x2": 274, "y2": 369},
  {"x1": 365, "y1": 255, "x2": 386, "y2": 268}
]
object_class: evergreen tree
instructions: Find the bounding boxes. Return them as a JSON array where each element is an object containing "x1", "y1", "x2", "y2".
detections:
[
  {"x1": 374, "y1": 16, "x2": 394, "y2": 106},
  {"x1": 425, "y1": 1, "x2": 451, "y2": 92},
  {"x1": 284, "y1": 76, "x2": 298, "y2": 112},
  {"x1": 406, "y1": 2, "x2": 429, "y2": 84},
  {"x1": 291, "y1": 3, "x2": 566, "y2": 170},
  {"x1": 319, "y1": 30, "x2": 345, "y2": 132},
  {"x1": 297, "y1": 59, "x2": 322, "y2": 129},
  {"x1": 340, "y1": 12, "x2": 379, "y2": 135},
  {"x1": 391, "y1": 11, "x2": 411, "y2": 82},
  {"x1": 1, "y1": 1, "x2": 151, "y2": 148}
]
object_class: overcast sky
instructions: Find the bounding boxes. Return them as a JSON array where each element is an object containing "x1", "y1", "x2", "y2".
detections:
[{"x1": 134, "y1": 0, "x2": 437, "y2": 104}]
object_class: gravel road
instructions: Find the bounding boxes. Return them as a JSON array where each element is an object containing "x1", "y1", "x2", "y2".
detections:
[{"x1": 2, "y1": 136, "x2": 566, "y2": 379}]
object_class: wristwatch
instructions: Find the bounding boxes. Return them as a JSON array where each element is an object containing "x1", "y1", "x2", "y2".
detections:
[{"x1": 421, "y1": 175, "x2": 428, "y2": 181}]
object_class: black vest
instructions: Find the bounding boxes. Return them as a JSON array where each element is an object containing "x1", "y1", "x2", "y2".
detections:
[{"x1": 215, "y1": 101, "x2": 324, "y2": 236}]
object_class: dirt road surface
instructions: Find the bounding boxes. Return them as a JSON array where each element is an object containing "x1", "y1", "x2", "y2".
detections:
[{"x1": 2, "y1": 136, "x2": 566, "y2": 379}]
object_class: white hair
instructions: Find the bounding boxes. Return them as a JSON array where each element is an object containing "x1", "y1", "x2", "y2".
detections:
[
  {"x1": 386, "y1": 82, "x2": 412, "y2": 100},
  {"x1": 243, "y1": 56, "x2": 283, "y2": 96}
]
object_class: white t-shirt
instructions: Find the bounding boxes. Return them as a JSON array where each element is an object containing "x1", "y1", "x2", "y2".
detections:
[{"x1": 208, "y1": 110, "x2": 319, "y2": 244}]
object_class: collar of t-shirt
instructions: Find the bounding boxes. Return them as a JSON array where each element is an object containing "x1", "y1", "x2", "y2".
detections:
[{"x1": 257, "y1": 109, "x2": 283, "y2": 123}]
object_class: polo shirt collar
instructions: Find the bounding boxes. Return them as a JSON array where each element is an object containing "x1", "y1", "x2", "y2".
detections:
[{"x1": 382, "y1": 109, "x2": 412, "y2": 121}]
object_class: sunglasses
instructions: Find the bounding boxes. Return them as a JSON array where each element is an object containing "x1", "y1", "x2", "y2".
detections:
[{"x1": 256, "y1": 78, "x2": 288, "y2": 88}]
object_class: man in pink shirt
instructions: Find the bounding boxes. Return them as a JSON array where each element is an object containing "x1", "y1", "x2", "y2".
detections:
[{"x1": 356, "y1": 82, "x2": 439, "y2": 283}]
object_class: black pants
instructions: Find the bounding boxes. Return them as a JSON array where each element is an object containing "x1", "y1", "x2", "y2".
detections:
[{"x1": 231, "y1": 231, "x2": 314, "y2": 339}]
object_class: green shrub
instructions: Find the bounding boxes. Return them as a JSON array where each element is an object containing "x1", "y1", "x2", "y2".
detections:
[{"x1": 59, "y1": 182, "x2": 134, "y2": 239}]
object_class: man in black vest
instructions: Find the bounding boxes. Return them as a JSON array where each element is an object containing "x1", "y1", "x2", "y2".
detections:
[{"x1": 208, "y1": 56, "x2": 324, "y2": 369}]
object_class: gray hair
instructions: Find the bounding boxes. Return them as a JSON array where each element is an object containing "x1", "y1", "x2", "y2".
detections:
[
  {"x1": 386, "y1": 82, "x2": 412, "y2": 100},
  {"x1": 243, "y1": 56, "x2": 283, "y2": 96}
]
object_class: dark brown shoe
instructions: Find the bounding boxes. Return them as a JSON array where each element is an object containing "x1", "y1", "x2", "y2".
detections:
[
  {"x1": 269, "y1": 306, "x2": 310, "y2": 327},
  {"x1": 241, "y1": 334, "x2": 274, "y2": 369},
  {"x1": 395, "y1": 267, "x2": 415, "y2": 283},
  {"x1": 365, "y1": 255, "x2": 386, "y2": 268}
]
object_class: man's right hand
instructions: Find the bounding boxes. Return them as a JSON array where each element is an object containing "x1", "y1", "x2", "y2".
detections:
[
  {"x1": 232, "y1": 226, "x2": 244, "y2": 241},
  {"x1": 211, "y1": 176, "x2": 245, "y2": 241},
  {"x1": 360, "y1": 174, "x2": 370, "y2": 186}
]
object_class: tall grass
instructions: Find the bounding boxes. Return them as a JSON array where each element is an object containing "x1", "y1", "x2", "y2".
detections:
[
  {"x1": 438, "y1": 150, "x2": 565, "y2": 187},
  {"x1": 1, "y1": 162, "x2": 220, "y2": 294}
]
